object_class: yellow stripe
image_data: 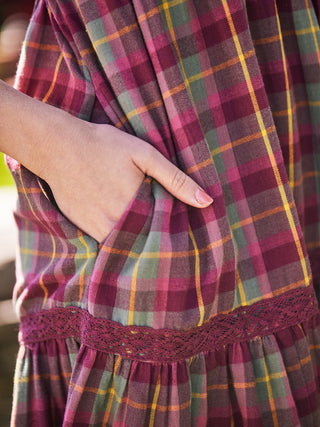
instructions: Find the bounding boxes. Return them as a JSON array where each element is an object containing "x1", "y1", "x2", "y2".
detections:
[
  {"x1": 188, "y1": 224, "x2": 205, "y2": 325},
  {"x1": 236, "y1": 265, "x2": 247, "y2": 306},
  {"x1": 222, "y1": 0, "x2": 310, "y2": 289},
  {"x1": 18, "y1": 168, "x2": 54, "y2": 306},
  {"x1": 16, "y1": 371, "x2": 72, "y2": 383},
  {"x1": 80, "y1": 2, "x2": 185, "y2": 61},
  {"x1": 260, "y1": 353, "x2": 280, "y2": 427},
  {"x1": 17, "y1": 187, "x2": 42, "y2": 193},
  {"x1": 161, "y1": 49, "x2": 255, "y2": 102},
  {"x1": 42, "y1": 52, "x2": 64, "y2": 103},
  {"x1": 273, "y1": 100, "x2": 320, "y2": 117},
  {"x1": 19, "y1": 247, "x2": 97, "y2": 259},
  {"x1": 80, "y1": 46, "x2": 94, "y2": 57},
  {"x1": 70, "y1": 381, "x2": 107, "y2": 395},
  {"x1": 253, "y1": 34, "x2": 281, "y2": 46},
  {"x1": 208, "y1": 381, "x2": 256, "y2": 390},
  {"x1": 251, "y1": 275, "x2": 311, "y2": 300},
  {"x1": 233, "y1": 277, "x2": 311, "y2": 308},
  {"x1": 306, "y1": 240, "x2": 320, "y2": 250},
  {"x1": 293, "y1": 170, "x2": 320, "y2": 188},
  {"x1": 101, "y1": 391, "x2": 114, "y2": 425},
  {"x1": 187, "y1": 50, "x2": 255, "y2": 85},
  {"x1": 74, "y1": 0, "x2": 86, "y2": 26},
  {"x1": 153, "y1": 49, "x2": 254, "y2": 106},
  {"x1": 149, "y1": 371, "x2": 161, "y2": 427},
  {"x1": 305, "y1": 0, "x2": 320, "y2": 66},
  {"x1": 138, "y1": 0, "x2": 186, "y2": 27},
  {"x1": 231, "y1": 411, "x2": 235, "y2": 427},
  {"x1": 24, "y1": 40, "x2": 62, "y2": 52},
  {"x1": 310, "y1": 344, "x2": 320, "y2": 350},
  {"x1": 102, "y1": 356, "x2": 122, "y2": 426},
  {"x1": 101, "y1": 233, "x2": 233, "y2": 259},
  {"x1": 209, "y1": 126, "x2": 275, "y2": 160},
  {"x1": 204, "y1": 372, "x2": 289, "y2": 393},
  {"x1": 110, "y1": 388, "x2": 190, "y2": 411},
  {"x1": 20, "y1": 234, "x2": 230, "y2": 259},
  {"x1": 74, "y1": 0, "x2": 99, "y2": 59},
  {"x1": 80, "y1": 1, "x2": 178, "y2": 57},
  {"x1": 191, "y1": 392, "x2": 208, "y2": 398},
  {"x1": 206, "y1": 383, "x2": 229, "y2": 391},
  {"x1": 17, "y1": 192, "x2": 96, "y2": 307},
  {"x1": 137, "y1": 4, "x2": 161, "y2": 24},
  {"x1": 94, "y1": 23, "x2": 138, "y2": 49},
  {"x1": 47, "y1": 5, "x2": 53, "y2": 20},
  {"x1": 186, "y1": 157, "x2": 212, "y2": 175},
  {"x1": 77, "y1": 230, "x2": 94, "y2": 304},
  {"x1": 114, "y1": 115, "x2": 130, "y2": 129},
  {"x1": 286, "y1": 354, "x2": 311, "y2": 372},
  {"x1": 284, "y1": 27, "x2": 317, "y2": 37},
  {"x1": 231, "y1": 201, "x2": 295, "y2": 232},
  {"x1": 274, "y1": 1, "x2": 294, "y2": 190},
  {"x1": 253, "y1": 27, "x2": 319, "y2": 46},
  {"x1": 24, "y1": 40, "x2": 85, "y2": 64},
  {"x1": 162, "y1": 0, "x2": 197, "y2": 106},
  {"x1": 126, "y1": 99, "x2": 163, "y2": 121},
  {"x1": 128, "y1": 257, "x2": 142, "y2": 325},
  {"x1": 99, "y1": 385, "x2": 191, "y2": 411},
  {"x1": 22, "y1": 218, "x2": 29, "y2": 272},
  {"x1": 255, "y1": 370, "x2": 286, "y2": 383}
]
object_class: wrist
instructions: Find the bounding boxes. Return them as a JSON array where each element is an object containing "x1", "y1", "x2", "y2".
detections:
[{"x1": 39, "y1": 111, "x2": 101, "y2": 194}]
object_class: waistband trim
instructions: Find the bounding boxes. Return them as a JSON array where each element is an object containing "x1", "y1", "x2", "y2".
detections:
[{"x1": 19, "y1": 286, "x2": 318, "y2": 362}]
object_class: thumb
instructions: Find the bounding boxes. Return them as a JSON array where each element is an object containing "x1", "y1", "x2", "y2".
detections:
[{"x1": 133, "y1": 145, "x2": 213, "y2": 208}]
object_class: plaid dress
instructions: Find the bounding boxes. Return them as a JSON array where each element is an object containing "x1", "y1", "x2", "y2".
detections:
[{"x1": 8, "y1": 0, "x2": 320, "y2": 425}]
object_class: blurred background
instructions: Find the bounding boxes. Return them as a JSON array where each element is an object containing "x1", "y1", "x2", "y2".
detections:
[{"x1": 0, "y1": 1, "x2": 34, "y2": 425}]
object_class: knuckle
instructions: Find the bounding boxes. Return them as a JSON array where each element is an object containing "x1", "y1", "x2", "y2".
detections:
[{"x1": 171, "y1": 169, "x2": 187, "y2": 192}]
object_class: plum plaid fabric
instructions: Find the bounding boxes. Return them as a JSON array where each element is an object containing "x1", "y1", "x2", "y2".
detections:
[{"x1": 8, "y1": 0, "x2": 320, "y2": 425}]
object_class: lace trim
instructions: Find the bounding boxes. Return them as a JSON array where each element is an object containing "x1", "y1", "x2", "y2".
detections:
[{"x1": 19, "y1": 287, "x2": 318, "y2": 363}]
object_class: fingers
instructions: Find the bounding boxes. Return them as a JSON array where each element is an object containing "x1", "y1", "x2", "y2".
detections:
[{"x1": 133, "y1": 144, "x2": 213, "y2": 208}]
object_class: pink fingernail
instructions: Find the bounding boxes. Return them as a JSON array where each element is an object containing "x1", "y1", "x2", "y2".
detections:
[{"x1": 195, "y1": 188, "x2": 213, "y2": 206}]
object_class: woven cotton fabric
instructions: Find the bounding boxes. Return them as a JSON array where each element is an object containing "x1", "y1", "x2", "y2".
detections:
[{"x1": 7, "y1": 0, "x2": 320, "y2": 425}]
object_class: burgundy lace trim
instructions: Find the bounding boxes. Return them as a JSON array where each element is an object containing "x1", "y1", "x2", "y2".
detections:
[{"x1": 20, "y1": 287, "x2": 318, "y2": 363}]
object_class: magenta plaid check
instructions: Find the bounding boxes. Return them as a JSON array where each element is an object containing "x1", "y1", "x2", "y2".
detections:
[{"x1": 7, "y1": 0, "x2": 320, "y2": 425}]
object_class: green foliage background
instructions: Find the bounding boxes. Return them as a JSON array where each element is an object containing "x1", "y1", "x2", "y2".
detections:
[{"x1": 0, "y1": 153, "x2": 14, "y2": 186}]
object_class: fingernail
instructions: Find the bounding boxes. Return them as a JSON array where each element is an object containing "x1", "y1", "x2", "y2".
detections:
[{"x1": 195, "y1": 188, "x2": 213, "y2": 206}]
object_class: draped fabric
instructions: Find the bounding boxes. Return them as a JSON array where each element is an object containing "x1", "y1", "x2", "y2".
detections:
[{"x1": 8, "y1": 0, "x2": 320, "y2": 425}]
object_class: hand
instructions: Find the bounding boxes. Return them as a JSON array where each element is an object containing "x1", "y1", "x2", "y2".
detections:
[
  {"x1": 40, "y1": 123, "x2": 214, "y2": 242},
  {"x1": 0, "y1": 81, "x2": 212, "y2": 242}
]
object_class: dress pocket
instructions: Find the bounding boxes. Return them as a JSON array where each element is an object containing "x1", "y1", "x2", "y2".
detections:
[
  {"x1": 87, "y1": 176, "x2": 154, "y2": 316},
  {"x1": 97, "y1": 176, "x2": 153, "y2": 250},
  {"x1": 36, "y1": 174, "x2": 150, "y2": 244},
  {"x1": 36, "y1": 175, "x2": 99, "y2": 242}
]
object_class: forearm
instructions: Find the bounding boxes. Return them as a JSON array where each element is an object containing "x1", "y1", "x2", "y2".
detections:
[{"x1": 0, "y1": 79, "x2": 81, "y2": 179}]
